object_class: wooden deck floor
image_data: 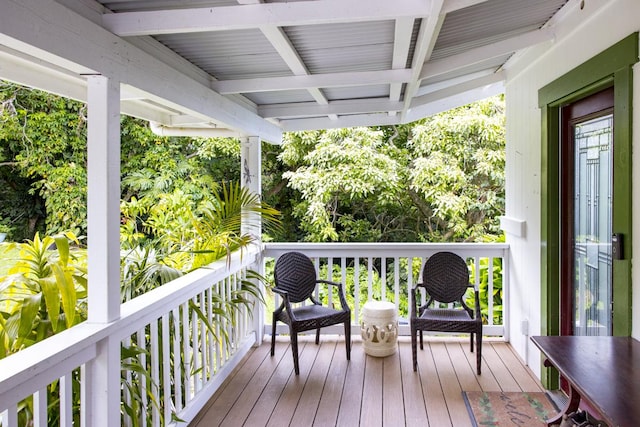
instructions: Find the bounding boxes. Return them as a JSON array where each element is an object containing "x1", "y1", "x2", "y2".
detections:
[{"x1": 191, "y1": 336, "x2": 544, "y2": 427}]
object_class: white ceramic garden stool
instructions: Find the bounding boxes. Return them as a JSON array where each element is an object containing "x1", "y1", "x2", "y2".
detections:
[{"x1": 360, "y1": 300, "x2": 398, "y2": 357}]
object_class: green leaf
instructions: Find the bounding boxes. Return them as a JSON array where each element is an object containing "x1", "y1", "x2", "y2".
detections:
[
  {"x1": 54, "y1": 234, "x2": 70, "y2": 266},
  {"x1": 52, "y1": 264, "x2": 76, "y2": 328},
  {"x1": 17, "y1": 294, "x2": 41, "y2": 343},
  {"x1": 39, "y1": 277, "x2": 60, "y2": 331}
]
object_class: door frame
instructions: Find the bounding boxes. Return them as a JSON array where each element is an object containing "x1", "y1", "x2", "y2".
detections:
[{"x1": 539, "y1": 32, "x2": 637, "y2": 388}]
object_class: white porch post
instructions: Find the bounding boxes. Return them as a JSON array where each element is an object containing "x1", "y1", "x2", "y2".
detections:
[
  {"x1": 84, "y1": 75, "x2": 121, "y2": 426},
  {"x1": 241, "y1": 136, "x2": 265, "y2": 345}
]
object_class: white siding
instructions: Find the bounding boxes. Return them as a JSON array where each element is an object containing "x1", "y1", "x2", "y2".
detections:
[{"x1": 504, "y1": 0, "x2": 640, "y2": 376}]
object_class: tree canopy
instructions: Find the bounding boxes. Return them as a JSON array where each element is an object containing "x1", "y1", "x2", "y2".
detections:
[
  {"x1": 269, "y1": 96, "x2": 505, "y2": 242},
  {"x1": 1, "y1": 80, "x2": 504, "y2": 245}
]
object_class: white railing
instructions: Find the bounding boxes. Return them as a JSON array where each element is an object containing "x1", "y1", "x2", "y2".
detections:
[
  {"x1": 0, "y1": 247, "x2": 261, "y2": 427},
  {"x1": 264, "y1": 242, "x2": 510, "y2": 338},
  {"x1": 0, "y1": 242, "x2": 509, "y2": 427}
]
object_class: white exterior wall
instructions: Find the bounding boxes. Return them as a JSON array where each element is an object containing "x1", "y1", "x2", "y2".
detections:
[{"x1": 504, "y1": 0, "x2": 640, "y2": 376}]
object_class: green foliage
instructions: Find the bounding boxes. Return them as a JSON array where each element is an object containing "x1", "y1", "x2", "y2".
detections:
[
  {"x1": 274, "y1": 96, "x2": 505, "y2": 243},
  {"x1": 281, "y1": 128, "x2": 400, "y2": 241},
  {"x1": 409, "y1": 97, "x2": 505, "y2": 240},
  {"x1": 0, "y1": 232, "x2": 87, "y2": 357},
  {"x1": 0, "y1": 83, "x2": 81, "y2": 238}
]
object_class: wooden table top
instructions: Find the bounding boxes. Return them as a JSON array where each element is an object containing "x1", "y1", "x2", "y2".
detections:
[{"x1": 531, "y1": 335, "x2": 640, "y2": 427}]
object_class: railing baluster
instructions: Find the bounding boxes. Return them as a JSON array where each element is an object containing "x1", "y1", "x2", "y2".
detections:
[
  {"x1": 488, "y1": 257, "x2": 495, "y2": 327},
  {"x1": 136, "y1": 327, "x2": 147, "y2": 423},
  {"x1": 2, "y1": 405, "x2": 17, "y2": 427},
  {"x1": 182, "y1": 301, "x2": 191, "y2": 403},
  {"x1": 161, "y1": 313, "x2": 171, "y2": 424},
  {"x1": 60, "y1": 372, "x2": 72, "y2": 427},
  {"x1": 354, "y1": 257, "x2": 361, "y2": 324},
  {"x1": 394, "y1": 256, "x2": 400, "y2": 310},
  {"x1": 172, "y1": 307, "x2": 182, "y2": 412},
  {"x1": 191, "y1": 296, "x2": 200, "y2": 393},
  {"x1": 33, "y1": 387, "x2": 47, "y2": 427},
  {"x1": 150, "y1": 319, "x2": 160, "y2": 427},
  {"x1": 367, "y1": 257, "x2": 373, "y2": 301}
]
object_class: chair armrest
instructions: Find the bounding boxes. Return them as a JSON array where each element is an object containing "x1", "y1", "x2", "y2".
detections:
[
  {"x1": 317, "y1": 279, "x2": 350, "y2": 311},
  {"x1": 272, "y1": 287, "x2": 293, "y2": 314},
  {"x1": 272, "y1": 287, "x2": 288, "y2": 297}
]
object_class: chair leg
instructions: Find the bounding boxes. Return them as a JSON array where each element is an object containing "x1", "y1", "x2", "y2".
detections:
[
  {"x1": 470, "y1": 332, "x2": 474, "y2": 353},
  {"x1": 476, "y1": 329, "x2": 482, "y2": 375},
  {"x1": 315, "y1": 328, "x2": 321, "y2": 345},
  {"x1": 344, "y1": 320, "x2": 351, "y2": 360},
  {"x1": 271, "y1": 314, "x2": 277, "y2": 356},
  {"x1": 419, "y1": 330, "x2": 424, "y2": 350},
  {"x1": 411, "y1": 327, "x2": 418, "y2": 371},
  {"x1": 291, "y1": 332, "x2": 300, "y2": 375}
]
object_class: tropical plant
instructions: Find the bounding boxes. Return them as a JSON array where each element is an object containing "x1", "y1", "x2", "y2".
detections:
[
  {"x1": 0, "y1": 232, "x2": 86, "y2": 358},
  {"x1": 0, "y1": 232, "x2": 86, "y2": 425}
]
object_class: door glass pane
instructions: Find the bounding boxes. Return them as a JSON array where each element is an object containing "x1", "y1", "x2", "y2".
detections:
[{"x1": 573, "y1": 114, "x2": 613, "y2": 336}]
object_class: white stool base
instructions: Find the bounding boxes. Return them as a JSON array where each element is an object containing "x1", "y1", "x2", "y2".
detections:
[{"x1": 360, "y1": 301, "x2": 398, "y2": 357}]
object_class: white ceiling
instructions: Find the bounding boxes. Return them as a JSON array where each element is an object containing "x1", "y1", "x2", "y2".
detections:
[{"x1": 0, "y1": 0, "x2": 570, "y2": 141}]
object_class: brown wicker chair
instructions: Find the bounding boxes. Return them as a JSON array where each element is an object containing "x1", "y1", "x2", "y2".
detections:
[
  {"x1": 271, "y1": 251, "x2": 351, "y2": 375},
  {"x1": 410, "y1": 251, "x2": 482, "y2": 374}
]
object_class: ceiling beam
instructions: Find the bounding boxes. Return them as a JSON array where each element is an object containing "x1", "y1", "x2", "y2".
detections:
[
  {"x1": 388, "y1": 17, "x2": 415, "y2": 115},
  {"x1": 259, "y1": 98, "x2": 404, "y2": 119},
  {"x1": 420, "y1": 28, "x2": 555, "y2": 81},
  {"x1": 281, "y1": 113, "x2": 401, "y2": 132},
  {"x1": 102, "y1": 0, "x2": 432, "y2": 37},
  {"x1": 211, "y1": 69, "x2": 413, "y2": 94},
  {"x1": 256, "y1": 24, "x2": 335, "y2": 118},
  {"x1": 237, "y1": 0, "x2": 336, "y2": 119},
  {"x1": 406, "y1": 75, "x2": 503, "y2": 122},
  {"x1": 399, "y1": 0, "x2": 446, "y2": 121},
  {"x1": 411, "y1": 70, "x2": 505, "y2": 108}
]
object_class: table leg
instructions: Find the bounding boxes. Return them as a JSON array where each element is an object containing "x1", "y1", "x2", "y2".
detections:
[{"x1": 543, "y1": 360, "x2": 581, "y2": 426}]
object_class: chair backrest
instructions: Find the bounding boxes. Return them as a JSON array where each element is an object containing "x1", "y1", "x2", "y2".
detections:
[
  {"x1": 273, "y1": 251, "x2": 318, "y2": 303},
  {"x1": 421, "y1": 251, "x2": 470, "y2": 304}
]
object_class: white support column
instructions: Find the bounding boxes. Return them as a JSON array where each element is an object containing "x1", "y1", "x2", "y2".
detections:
[
  {"x1": 241, "y1": 136, "x2": 262, "y2": 240},
  {"x1": 241, "y1": 136, "x2": 265, "y2": 345},
  {"x1": 84, "y1": 74, "x2": 121, "y2": 426}
]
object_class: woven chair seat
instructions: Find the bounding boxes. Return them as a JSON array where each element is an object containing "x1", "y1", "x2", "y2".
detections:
[
  {"x1": 419, "y1": 308, "x2": 475, "y2": 322},
  {"x1": 410, "y1": 251, "x2": 483, "y2": 374},
  {"x1": 271, "y1": 251, "x2": 351, "y2": 375}
]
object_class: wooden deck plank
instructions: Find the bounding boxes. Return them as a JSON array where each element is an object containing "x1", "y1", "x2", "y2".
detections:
[
  {"x1": 314, "y1": 339, "x2": 349, "y2": 426},
  {"x1": 459, "y1": 340, "x2": 502, "y2": 392},
  {"x1": 382, "y1": 349, "x2": 405, "y2": 426},
  {"x1": 481, "y1": 342, "x2": 522, "y2": 392},
  {"x1": 335, "y1": 341, "x2": 365, "y2": 427},
  {"x1": 242, "y1": 340, "x2": 306, "y2": 427},
  {"x1": 193, "y1": 338, "x2": 545, "y2": 427},
  {"x1": 217, "y1": 342, "x2": 288, "y2": 426},
  {"x1": 494, "y1": 343, "x2": 544, "y2": 392},
  {"x1": 359, "y1": 355, "x2": 383, "y2": 427},
  {"x1": 398, "y1": 338, "x2": 428, "y2": 425},
  {"x1": 192, "y1": 340, "x2": 273, "y2": 426},
  {"x1": 265, "y1": 339, "x2": 321, "y2": 427},
  {"x1": 418, "y1": 339, "x2": 451, "y2": 427},
  {"x1": 445, "y1": 341, "x2": 482, "y2": 392},
  {"x1": 430, "y1": 342, "x2": 473, "y2": 427},
  {"x1": 290, "y1": 339, "x2": 337, "y2": 426}
]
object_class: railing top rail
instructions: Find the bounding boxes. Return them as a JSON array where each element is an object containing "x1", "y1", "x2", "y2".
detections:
[{"x1": 264, "y1": 242, "x2": 509, "y2": 257}]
